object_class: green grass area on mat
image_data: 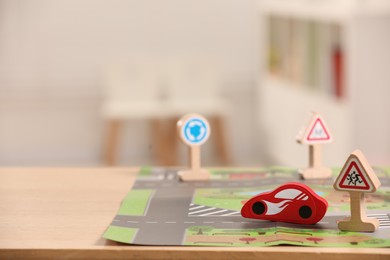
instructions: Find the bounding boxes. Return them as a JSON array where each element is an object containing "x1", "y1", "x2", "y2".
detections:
[
  {"x1": 104, "y1": 226, "x2": 138, "y2": 244},
  {"x1": 118, "y1": 189, "x2": 154, "y2": 216},
  {"x1": 139, "y1": 166, "x2": 153, "y2": 176}
]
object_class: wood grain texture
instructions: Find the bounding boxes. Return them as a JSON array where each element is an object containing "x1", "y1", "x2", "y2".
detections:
[{"x1": 0, "y1": 167, "x2": 389, "y2": 259}]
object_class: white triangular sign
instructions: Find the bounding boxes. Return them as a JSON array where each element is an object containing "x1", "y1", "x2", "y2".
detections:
[
  {"x1": 296, "y1": 113, "x2": 333, "y2": 144},
  {"x1": 338, "y1": 160, "x2": 371, "y2": 190},
  {"x1": 307, "y1": 118, "x2": 330, "y2": 141},
  {"x1": 334, "y1": 150, "x2": 380, "y2": 193}
]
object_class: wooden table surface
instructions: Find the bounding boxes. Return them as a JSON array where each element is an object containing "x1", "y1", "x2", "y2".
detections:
[{"x1": 0, "y1": 167, "x2": 389, "y2": 259}]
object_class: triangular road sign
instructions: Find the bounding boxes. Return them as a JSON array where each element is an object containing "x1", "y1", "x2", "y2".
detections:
[
  {"x1": 337, "y1": 161, "x2": 371, "y2": 190},
  {"x1": 307, "y1": 118, "x2": 330, "y2": 141},
  {"x1": 296, "y1": 112, "x2": 333, "y2": 144},
  {"x1": 334, "y1": 150, "x2": 381, "y2": 193}
]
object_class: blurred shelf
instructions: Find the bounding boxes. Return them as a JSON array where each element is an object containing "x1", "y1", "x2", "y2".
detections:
[
  {"x1": 257, "y1": 0, "x2": 390, "y2": 23},
  {"x1": 257, "y1": 0, "x2": 390, "y2": 166}
]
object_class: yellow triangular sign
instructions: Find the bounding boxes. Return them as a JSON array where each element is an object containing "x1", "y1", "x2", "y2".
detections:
[
  {"x1": 296, "y1": 112, "x2": 333, "y2": 145},
  {"x1": 334, "y1": 150, "x2": 380, "y2": 193}
]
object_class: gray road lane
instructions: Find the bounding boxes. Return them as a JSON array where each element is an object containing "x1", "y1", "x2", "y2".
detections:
[{"x1": 132, "y1": 186, "x2": 194, "y2": 244}]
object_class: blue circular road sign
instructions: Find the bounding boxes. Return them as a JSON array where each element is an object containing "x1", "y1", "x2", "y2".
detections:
[{"x1": 179, "y1": 115, "x2": 210, "y2": 146}]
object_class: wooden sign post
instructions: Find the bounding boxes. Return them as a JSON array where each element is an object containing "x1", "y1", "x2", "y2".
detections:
[
  {"x1": 177, "y1": 113, "x2": 210, "y2": 181},
  {"x1": 333, "y1": 150, "x2": 381, "y2": 232},
  {"x1": 296, "y1": 112, "x2": 333, "y2": 179}
]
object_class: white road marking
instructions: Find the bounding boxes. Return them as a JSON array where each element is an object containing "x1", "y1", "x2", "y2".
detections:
[
  {"x1": 222, "y1": 221, "x2": 235, "y2": 224},
  {"x1": 189, "y1": 207, "x2": 216, "y2": 215},
  {"x1": 127, "y1": 221, "x2": 139, "y2": 223},
  {"x1": 113, "y1": 219, "x2": 120, "y2": 222},
  {"x1": 143, "y1": 190, "x2": 156, "y2": 216},
  {"x1": 167, "y1": 173, "x2": 175, "y2": 180},
  {"x1": 199, "y1": 209, "x2": 228, "y2": 216},
  {"x1": 184, "y1": 221, "x2": 196, "y2": 224},
  {"x1": 165, "y1": 221, "x2": 176, "y2": 224},
  {"x1": 189, "y1": 205, "x2": 205, "y2": 211},
  {"x1": 130, "y1": 229, "x2": 139, "y2": 244},
  {"x1": 368, "y1": 217, "x2": 390, "y2": 220},
  {"x1": 317, "y1": 222, "x2": 328, "y2": 224},
  {"x1": 146, "y1": 221, "x2": 158, "y2": 224},
  {"x1": 203, "y1": 221, "x2": 214, "y2": 224},
  {"x1": 221, "y1": 211, "x2": 240, "y2": 216},
  {"x1": 367, "y1": 213, "x2": 388, "y2": 216}
]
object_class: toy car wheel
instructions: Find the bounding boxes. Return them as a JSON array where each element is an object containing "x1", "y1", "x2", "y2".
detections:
[
  {"x1": 252, "y1": 201, "x2": 265, "y2": 215},
  {"x1": 299, "y1": 205, "x2": 312, "y2": 219}
]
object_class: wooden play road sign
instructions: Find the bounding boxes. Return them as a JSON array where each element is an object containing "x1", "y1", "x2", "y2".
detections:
[
  {"x1": 177, "y1": 113, "x2": 210, "y2": 181},
  {"x1": 296, "y1": 112, "x2": 333, "y2": 179},
  {"x1": 335, "y1": 160, "x2": 377, "y2": 193},
  {"x1": 178, "y1": 114, "x2": 210, "y2": 146},
  {"x1": 297, "y1": 112, "x2": 333, "y2": 145},
  {"x1": 306, "y1": 118, "x2": 331, "y2": 142},
  {"x1": 333, "y1": 150, "x2": 381, "y2": 232},
  {"x1": 334, "y1": 150, "x2": 380, "y2": 193}
]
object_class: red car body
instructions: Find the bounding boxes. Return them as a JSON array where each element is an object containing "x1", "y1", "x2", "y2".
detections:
[{"x1": 241, "y1": 182, "x2": 328, "y2": 225}]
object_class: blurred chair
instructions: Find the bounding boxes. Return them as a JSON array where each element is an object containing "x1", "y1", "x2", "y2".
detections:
[
  {"x1": 101, "y1": 58, "x2": 165, "y2": 166},
  {"x1": 101, "y1": 55, "x2": 231, "y2": 166},
  {"x1": 164, "y1": 56, "x2": 231, "y2": 165},
  {"x1": 165, "y1": 56, "x2": 228, "y2": 115}
]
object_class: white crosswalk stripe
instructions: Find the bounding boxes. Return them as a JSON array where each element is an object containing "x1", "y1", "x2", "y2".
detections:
[
  {"x1": 367, "y1": 213, "x2": 390, "y2": 228},
  {"x1": 188, "y1": 204, "x2": 240, "y2": 217},
  {"x1": 367, "y1": 213, "x2": 387, "y2": 216},
  {"x1": 221, "y1": 211, "x2": 240, "y2": 216},
  {"x1": 189, "y1": 205, "x2": 205, "y2": 211},
  {"x1": 189, "y1": 207, "x2": 216, "y2": 215},
  {"x1": 199, "y1": 209, "x2": 229, "y2": 216}
]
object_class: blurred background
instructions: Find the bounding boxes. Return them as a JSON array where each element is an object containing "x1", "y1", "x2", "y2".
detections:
[{"x1": 0, "y1": 0, "x2": 389, "y2": 168}]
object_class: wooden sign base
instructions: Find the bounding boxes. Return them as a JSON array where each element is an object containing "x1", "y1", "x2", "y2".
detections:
[
  {"x1": 337, "y1": 191, "x2": 379, "y2": 232},
  {"x1": 178, "y1": 169, "x2": 210, "y2": 181},
  {"x1": 178, "y1": 145, "x2": 210, "y2": 181},
  {"x1": 300, "y1": 144, "x2": 332, "y2": 179},
  {"x1": 338, "y1": 217, "x2": 378, "y2": 232},
  {"x1": 299, "y1": 167, "x2": 332, "y2": 179}
]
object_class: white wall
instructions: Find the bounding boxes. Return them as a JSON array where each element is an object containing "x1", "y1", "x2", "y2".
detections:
[
  {"x1": 0, "y1": 0, "x2": 259, "y2": 166},
  {"x1": 349, "y1": 15, "x2": 390, "y2": 165}
]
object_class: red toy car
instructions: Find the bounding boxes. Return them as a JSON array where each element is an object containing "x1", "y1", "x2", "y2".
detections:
[{"x1": 241, "y1": 182, "x2": 328, "y2": 225}]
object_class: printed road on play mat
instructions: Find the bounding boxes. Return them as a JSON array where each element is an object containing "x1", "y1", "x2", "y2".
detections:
[{"x1": 103, "y1": 166, "x2": 390, "y2": 247}]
